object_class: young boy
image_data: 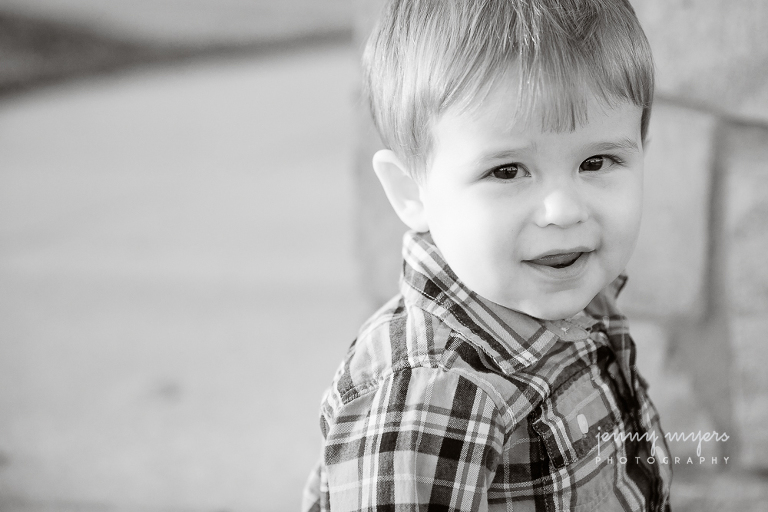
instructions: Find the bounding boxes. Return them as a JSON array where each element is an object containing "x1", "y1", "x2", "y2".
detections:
[{"x1": 304, "y1": 0, "x2": 672, "y2": 510}]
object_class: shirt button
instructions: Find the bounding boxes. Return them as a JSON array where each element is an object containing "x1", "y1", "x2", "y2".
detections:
[{"x1": 577, "y1": 414, "x2": 589, "y2": 434}]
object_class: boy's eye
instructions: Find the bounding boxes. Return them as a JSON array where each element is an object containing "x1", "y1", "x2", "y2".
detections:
[
  {"x1": 490, "y1": 164, "x2": 525, "y2": 180},
  {"x1": 580, "y1": 156, "x2": 607, "y2": 172}
]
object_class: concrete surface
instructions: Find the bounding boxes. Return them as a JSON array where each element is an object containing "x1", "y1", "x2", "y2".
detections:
[
  {"x1": 0, "y1": 44, "x2": 360, "y2": 512},
  {"x1": 0, "y1": 0, "x2": 354, "y2": 46}
]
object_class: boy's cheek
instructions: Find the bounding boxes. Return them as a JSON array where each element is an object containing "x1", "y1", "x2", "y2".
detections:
[
  {"x1": 597, "y1": 179, "x2": 643, "y2": 230},
  {"x1": 603, "y1": 205, "x2": 643, "y2": 273}
]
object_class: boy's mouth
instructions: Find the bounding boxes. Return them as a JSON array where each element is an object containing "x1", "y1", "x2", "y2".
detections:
[{"x1": 526, "y1": 251, "x2": 584, "y2": 269}]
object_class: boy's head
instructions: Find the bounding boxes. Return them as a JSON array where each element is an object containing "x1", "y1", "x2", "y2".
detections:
[{"x1": 366, "y1": 0, "x2": 654, "y2": 321}]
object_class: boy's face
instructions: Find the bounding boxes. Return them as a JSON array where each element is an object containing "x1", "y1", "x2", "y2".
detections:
[{"x1": 419, "y1": 83, "x2": 644, "y2": 320}]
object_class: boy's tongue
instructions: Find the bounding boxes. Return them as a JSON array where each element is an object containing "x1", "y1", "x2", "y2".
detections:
[{"x1": 528, "y1": 252, "x2": 581, "y2": 268}]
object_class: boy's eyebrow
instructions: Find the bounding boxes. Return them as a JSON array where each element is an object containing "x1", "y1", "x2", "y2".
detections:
[
  {"x1": 477, "y1": 145, "x2": 536, "y2": 164},
  {"x1": 584, "y1": 137, "x2": 640, "y2": 154},
  {"x1": 476, "y1": 137, "x2": 640, "y2": 166}
]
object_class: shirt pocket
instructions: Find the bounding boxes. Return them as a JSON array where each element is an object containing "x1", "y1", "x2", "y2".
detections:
[{"x1": 531, "y1": 367, "x2": 619, "y2": 469}]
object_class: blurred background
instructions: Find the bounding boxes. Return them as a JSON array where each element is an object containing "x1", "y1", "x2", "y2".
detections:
[{"x1": 0, "y1": 1, "x2": 766, "y2": 511}]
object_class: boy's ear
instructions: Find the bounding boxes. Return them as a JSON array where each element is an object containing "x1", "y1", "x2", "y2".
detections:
[{"x1": 372, "y1": 149, "x2": 429, "y2": 232}]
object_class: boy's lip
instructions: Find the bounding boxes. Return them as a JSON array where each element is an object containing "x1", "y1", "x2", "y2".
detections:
[
  {"x1": 523, "y1": 250, "x2": 592, "y2": 279},
  {"x1": 525, "y1": 246, "x2": 593, "y2": 264}
]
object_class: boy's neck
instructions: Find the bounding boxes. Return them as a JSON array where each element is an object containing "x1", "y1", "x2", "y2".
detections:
[{"x1": 474, "y1": 292, "x2": 599, "y2": 338}]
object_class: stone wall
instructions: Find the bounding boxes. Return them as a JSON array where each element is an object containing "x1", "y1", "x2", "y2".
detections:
[
  {"x1": 353, "y1": 0, "x2": 768, "y2": 471},
  {"x1": 627, "y1": 0, "x2": 768, "y2": 469}
]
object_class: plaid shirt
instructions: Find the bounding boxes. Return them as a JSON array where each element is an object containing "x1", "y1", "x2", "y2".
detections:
[{"x1": 303, "y1": 231, "x2": 672, "y2": 512}]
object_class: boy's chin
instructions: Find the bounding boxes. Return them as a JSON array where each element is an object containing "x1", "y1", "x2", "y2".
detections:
[
  {"x1": 513, "y1": 293, "x2": 594, "y2": 321},
  {"x1": 522, "y1": 305, "x2": 586, "y2": 322}
]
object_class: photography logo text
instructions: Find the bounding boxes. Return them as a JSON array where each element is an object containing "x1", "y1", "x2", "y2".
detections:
[{"x1": 595, "y1": 429, "x2": 730, "y2": 466}]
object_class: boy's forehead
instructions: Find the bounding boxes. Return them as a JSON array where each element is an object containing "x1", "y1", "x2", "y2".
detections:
[{"x1": 444, "y1": 70, "x2": 640, "y2": 139}]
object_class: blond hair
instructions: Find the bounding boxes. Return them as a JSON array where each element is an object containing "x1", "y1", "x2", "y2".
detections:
[{"x1": 363, "y1": 0, "x2": 655, "y2": 178}]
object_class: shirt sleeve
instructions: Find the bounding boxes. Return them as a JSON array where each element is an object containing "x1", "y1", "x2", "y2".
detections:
[
  {"x1": 321, "y1": 366, "x2": 506, "y2": 512},
  {"x1": 301, "y1": 457, "x2": 328, "y2": 512}
]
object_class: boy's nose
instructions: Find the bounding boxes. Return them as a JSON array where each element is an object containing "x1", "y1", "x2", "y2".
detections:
[{"x1": 536, "y1": 188, "x2": 589, "y2": 228}]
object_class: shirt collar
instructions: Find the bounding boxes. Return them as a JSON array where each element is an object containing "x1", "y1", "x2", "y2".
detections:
[{"x1": 399, "y1": 231, "x2": 625, "y2": 375}]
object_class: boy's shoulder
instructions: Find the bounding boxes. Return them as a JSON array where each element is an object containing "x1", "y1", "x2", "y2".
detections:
[{"x1": 326, "y1": 293, "x2": 461, "y2": 405}]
